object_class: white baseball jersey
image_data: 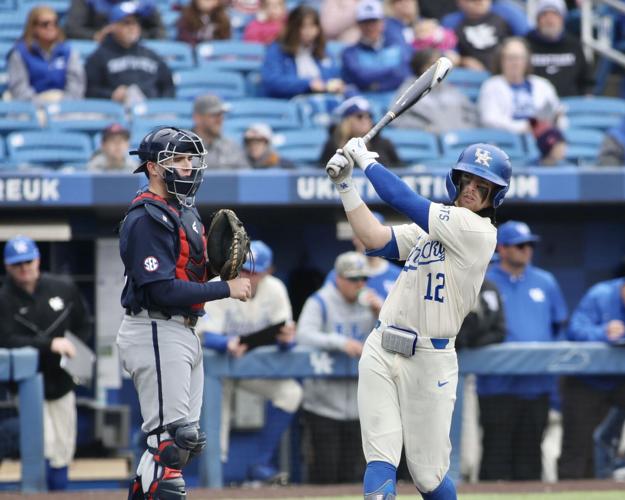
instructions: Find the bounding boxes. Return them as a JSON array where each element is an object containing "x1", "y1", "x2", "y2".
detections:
[{"x1": 378, "y1": 202, "x2": 496, "y2": 340}]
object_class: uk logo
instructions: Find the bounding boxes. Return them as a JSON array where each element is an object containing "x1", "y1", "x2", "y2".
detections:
[
  {"x1": 474, "y1": 148, "x2": 492, "y2": 167},
  {"x1": 144, "y1": 256, "x2": 159, "y2": 272}
]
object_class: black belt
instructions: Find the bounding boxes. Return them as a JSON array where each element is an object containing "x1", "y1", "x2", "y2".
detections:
[{"x1": 125, "y1": 308, "x2": 198, "y2": 328}]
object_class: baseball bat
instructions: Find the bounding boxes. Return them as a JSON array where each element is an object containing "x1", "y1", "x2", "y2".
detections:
[{"x1": 362, "y1": 56, "x2": 454, "y2": 144}]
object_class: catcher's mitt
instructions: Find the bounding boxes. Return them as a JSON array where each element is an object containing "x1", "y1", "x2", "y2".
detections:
[{"x1": 206, "y1": 209, "x2": 250, "y2": 281}]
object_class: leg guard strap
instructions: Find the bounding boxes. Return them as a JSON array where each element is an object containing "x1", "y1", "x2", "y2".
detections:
[{"x1": 146, "y1": 467, "x2": 186, "y2": 500}]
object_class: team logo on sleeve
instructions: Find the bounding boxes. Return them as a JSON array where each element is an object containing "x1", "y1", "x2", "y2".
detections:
[
  {"x1": 143, "y1": 256, "x2": 159, "y2": 272},
  {"x1": 474, "y1": 148, "x2": 492, "y2": 167}
]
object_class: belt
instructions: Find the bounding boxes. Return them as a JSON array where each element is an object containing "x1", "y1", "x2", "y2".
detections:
[
  {"x1": 374, "y1": 320, "x2": 455, "y2": 351},
  {"x1": 125, "y1": 308, "x2": 198, "y2": 328}
]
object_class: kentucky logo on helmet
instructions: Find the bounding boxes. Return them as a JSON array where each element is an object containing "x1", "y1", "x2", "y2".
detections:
[{"x1": 474, "y1": 148, "x2": 492, "y2": 167}]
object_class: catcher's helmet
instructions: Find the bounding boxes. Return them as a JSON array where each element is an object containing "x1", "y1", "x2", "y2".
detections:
[
  {"x1": 130, "y1": 127, "x2": 207, "y2": 207},
  {"x1": 446, "y1": 143, "x2": 512, "y2": 208}
]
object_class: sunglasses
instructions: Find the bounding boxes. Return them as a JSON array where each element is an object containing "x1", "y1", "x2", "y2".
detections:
[
  {"x1": 346, "y1": 276, "x2": 367, "y2": 282},
  {"x1": 10, "y1": 260, "x2": 34, "y2": 267},
  {"x1": 511, "y1": 242, "x2": 534, "y2": 250},
  {"x1": 35, "y1": 19, "x2": 57, "y2": 28}
]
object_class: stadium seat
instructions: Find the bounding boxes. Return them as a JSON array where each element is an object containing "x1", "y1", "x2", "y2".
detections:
[
  {"x1": 292, "y1": 93, "x2": 344, "y2": 128},
  {"x1": 325, "y1": 40, "x2": 346, "y2": 67},
  {"x1": 445, "y1": 68, "x2": 491, "y2": 102},
  {"x1": 362, "y1": 91, "x2": 395, "y2": 114},
  {"x1": 225, "y1": 98, "x2": 301, "y2": 131},
  {"x1": 174, "y1": 69, "x2": 246, "y2": 100},
  {"x1": 227, "y1": 8, "x2": 255, "y2": 40},
  {"x1": 160, "y1": 10, "x2": 179, "y2": 39},
  {"x1": 196, "y1": 40, "x2": 265, "y2": 73},
  {"x1": 383, "y1": 129, "x2": 441, "y2": 165},
  {"x1": 68, "y1": 39, "x2": 97, "y2": 61},
  {"x1": 18, "y1": 0, "x2": 70, "y2": 16},
  {"x1": 143, "y1": 40, "x2": 195, "y2": 71},
  {"x1": 0, "y1": 101, "x2": 41, "y2": 132},
  {"x1": 562, "y1": 97, "x2": 625, "y2": 132},
  {"x1": 0, "y1": 12, "x2": 26, "y2": 41},
  {"x1": 563, "y1": 128, "x2": 605, "y2": 165},
  {"x1": 6, "y1": 130, "x2": 93, "y2": 168},
  {"x1": 45, "y1": 99, "x2": 126, "y2": 133},
  {"x1": 440, "y1": 128, "x2": 526, "y2": 163},
  {"x1": 131, "y1": 99, "x2": 194, "y2": 122},
  {"x1": 272, "y1": 129, "x2": 327, "y2": 167}
]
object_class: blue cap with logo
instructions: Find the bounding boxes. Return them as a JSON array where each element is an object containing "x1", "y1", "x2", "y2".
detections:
[
  {"x1": 497, "y1": 221, "x2": 541, "y2": 246},
  {"x1": 4, "y1": 235, "x2": 40, "y2": 265},
  {"x1": 109, "y1": 1, "x2": 143, "y2": 23},
  {"x1": 242, "y1": 240, "x2": 273, "y2": 273}
]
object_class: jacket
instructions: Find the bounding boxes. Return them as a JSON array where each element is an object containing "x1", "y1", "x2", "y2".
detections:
[{"x1": 456, "y1": 279, "x2": 506, "y2": 349}]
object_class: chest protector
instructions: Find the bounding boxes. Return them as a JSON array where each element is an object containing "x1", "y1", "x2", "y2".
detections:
[{"x1": 128, "y1": 192, "x2": 208, "y2": 311}]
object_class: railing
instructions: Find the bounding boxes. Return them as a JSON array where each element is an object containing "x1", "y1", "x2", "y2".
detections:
[
  {"x1": 198, "y1": 342, "x2": 625, "y2": 488},
  {"x1": 581, "y1": 0, "x2": 625, "y2": 68}
]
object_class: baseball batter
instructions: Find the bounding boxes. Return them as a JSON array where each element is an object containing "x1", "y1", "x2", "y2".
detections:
[
  {"x1": 325, "y1": 138, "x2": 512, "y2": 500},
  {"x1": 116, "y1": 127, "x2": 251, "y2": 499}
]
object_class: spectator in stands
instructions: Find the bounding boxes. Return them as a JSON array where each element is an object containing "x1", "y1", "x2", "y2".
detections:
[
  {"x1": 320, "y1": 0, "x2": 360, "y2": 44},
  {"x1": 243, "y1": 123, "x2": 295, "y2": 169},
  {"x1": 478, "y1": 37, "x2": 563, "y2": 134},
  {"x1": 319, "y1": 95, "x2": 401, "y2": 167},
  {"x1": 192, "y1": 94, "x2": 250, "y2": 169},
  {"x1": 418, "y1": 0, "x2": 456, "y2": 20},
  {"x1": 197, "y1": 241, "x2": 302, "y2": 484},
  {"x1": 384, "y1": 0, "x2": 419, "y2": 46},
  {"x1": 441, "y1": 0, "x2": 528, "y2": 71},
  {"x1": 261, "y1": 5, "x2": 344, "y2": 99},
  {"x1": 243, "y1": 0, "x2": 287, "y2": 44},
  {"x1": 85, "y1": 3, "x2": 174, "y2": 105},
  {"x1": 177, "y1": 0, "x2": 231, "y2": 47},
  {"x1": 0, "y1": 236, "x2": 91, "y2": 491},
  {"x1": 65, "y1": 0, "x2": 165, "y2": 40},
  {"x1": 597, "y1": 117, "x2": 625, "y2": 167},
  {"x1": 558, "y1": 273, "x2": 625, "y2": 479},
  {"x1": 391, "y1": 48, "x2": 478, "y2": 132},
  {"x1": 87, "y1": 123, "x2": 137, "y2": 171},
  {"x1": 341, "y1": 0, "x2": 411, "y2": 92},
  {"x1": 7, "y1": 6, "x2": 85, "y2": 104},
  {"x1": 530, "y1": 126, "x2": 573, "y2": 167},
  {"x1": 478, "y1": 221, "x2": 568, "y2": 481},
  {"x1": 526, "y1": 0, "x2": 593, "y2": 97},
  {"x1": 297, "y1": 251, "x2": 381, "y2": 484}
]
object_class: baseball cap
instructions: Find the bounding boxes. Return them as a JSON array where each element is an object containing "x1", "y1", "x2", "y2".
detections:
[
  {"x1": 356, "y1": 0, "x2": 384, "y2": 22},
  {"x1": 334, "y1": 96, "x2": 372, "y2": 120},
  {"x1": 497, "y1": 221, "x2": 541, "y2": 246},
  {"x1": 102, "y1": 123, "x2": 130, "y2": 141},
  {"x1": 244, "y1": 123, "x2": 273, "y2": 142},
  {"x1": 193, "y1": 94, "x2": 230, "y2": 115},
  {"x1": 109, "y1": 1, "x2": 141, "y2": 23},
  {"x1": 536, "y1": 127, "x2": 565, "y2": 157},
  {"x1": 242, "y1": 240, "x2": 273, "y2": 273},
  {"x1": 4, "y1": 235, "x2": 40, "y2": 265},
  {"x1": 536, "y1": 0, "x2": 567, "y2": 18},
  {"x1": 334, "y1": 251, "x2": 371, "y2": 279}
]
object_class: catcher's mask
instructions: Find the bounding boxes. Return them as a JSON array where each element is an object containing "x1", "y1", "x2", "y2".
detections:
[{"x1": 130, "y1": 127, "x2": 207, "y2": 207}]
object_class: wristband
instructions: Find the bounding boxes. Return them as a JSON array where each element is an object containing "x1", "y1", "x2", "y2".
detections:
[{"x1": 339, "y1": 186, "x2": 364, "y2": 212}]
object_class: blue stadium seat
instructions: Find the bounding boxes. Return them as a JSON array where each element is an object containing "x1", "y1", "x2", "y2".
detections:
[
  {"x1": 143, "y1": 40, "x2": 195, "y2": 71},
  {"x1": 67, "y1": 39, "x2": 97, "y2": 61},
  {"x1": 292, "y1": 93, "x2": 344, "y2": 128},
  {"x1": 562, "y1": 97, "x2": 625, "y2": 132},
  {"x1": 325, "y1": 40, "x2": 346, "y2": 66},
  {"x1": 445, "y1": 68, "x2": 491, "y2": 102},
  {"x1": 362, "y1": 91, "x2": 395, "y2": 114},
  {"x1": 0, "y1": 12, "x2": 26, "y2": 41},
  {"x1": 227, "y1": 8, "x2": 254, "y2": 40},
  {"x1": 196, "y1": 40, "x2": 265, "y2": 73},
  {"x1": 0, "y1": 135, "x2": 5, "y2": 159},
  {"x1": 6, "y1": 130, "x2": 93, "y2": 168},
  {"x1": 563, "y1": 128, "x2": 605, "y2": 165},
  {"x1": 45, "y1": 99, "x2": 126, "y2": 133},
  {"x1": 383, "y1": 129, "x2": 441, "y2": 165},
  {"x1": 225, "y1": 98, "x2": 301, "y2": 131},
  {"x1": 18, "y1": 0, "x2": 70, "y2": 16},
  {"x1": 0, "y1": 0, "x2": 15, "y2": 10},
  {"x1": 273, "y1": 129, "x2": 327, "y2": 167},
  {"x1": 0, "y1": 101, "x2": 40, "y2": 132},
  {"x1": 160, "y1": 10, "x2": 180, "y2": 39},
  {"x1": 440, "y1": 128, "x2": 526, "y2": 163},
  {"x1": 174, "y1": 69, "x2": 247, "y2": 100},
  {"x1": 131, "y1": 99, "x2": 194, "y2": 122}
]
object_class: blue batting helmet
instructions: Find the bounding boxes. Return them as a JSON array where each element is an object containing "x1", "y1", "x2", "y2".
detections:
[{"x1": 446, "y1": 143, "x2": 512, "y2": 208}]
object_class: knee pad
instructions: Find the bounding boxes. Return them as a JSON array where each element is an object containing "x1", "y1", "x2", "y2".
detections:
[
  {"x1": 146, "y1": 468, "x2": 186, "y2": 500},
  {"x1": 152, "y1": 423, "x2": 206, "y2": 469}
]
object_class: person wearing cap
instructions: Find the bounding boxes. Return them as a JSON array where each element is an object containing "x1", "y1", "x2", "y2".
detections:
[
  {"x1": 526, "y1": 0, "x2": 593, "y2": 97},
  {"x1": 87, "y1": 123, "x2": 138, "y2": 171},
  {"x1": 319, "y1": 95, "x2": 401, "y2": 167},
  {"x1": 7, "y1": 5, "x2": 85, "y2": 104},
  {"x1": 85, "y1": 3, "x2": 174, "y2": 103},
  {"x1": 197, "y1": 240, "x2": 302, "y2": 483},
  {"x1": 297, "y1": 251, "x2": 381, "y2": 484},
  {"x1": 341, "y1": 0, "x2": 411, "y2": 92},
  {"x1": 261, "y1": 5, "x2": 344, "y2": 99},
  {"x1": 243, "y1": 122, "x2": 295, "y2": 169},
  {"x1": 0, "y1": 236, "x2": 91, "y2": 491},
  {"x1": 65, "y1": 0, "x2": 165, "y2": 41},
  {"x1": 192, "y1": 94, "x2": 250, "y2": 169},
  {"x1": 477, "y1": 220, "x2": 568, "y2": 481}
]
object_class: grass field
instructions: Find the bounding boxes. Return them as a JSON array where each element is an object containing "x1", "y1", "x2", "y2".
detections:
[{"x1": 243, "y1": 495, "x2": 625, "y2": 500}]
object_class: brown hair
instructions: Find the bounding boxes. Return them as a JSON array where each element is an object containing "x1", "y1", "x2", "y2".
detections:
[
  {"x1": 280, "y1": 5, "x2": 325, "y2": 59},
  {"x1": 22, "y1": 6, "x2": 64, "y2": 50},
  {"x1": 179, "y1": 0, "x2": 231, "y2": 40},
  {"x1": 492, "y1": 36, "x2": 533, "y2": 76}
]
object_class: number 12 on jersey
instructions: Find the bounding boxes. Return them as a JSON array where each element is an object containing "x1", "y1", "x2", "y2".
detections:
[{"x1": 424, "y1": 272, "x2": 445, "y2": 303}]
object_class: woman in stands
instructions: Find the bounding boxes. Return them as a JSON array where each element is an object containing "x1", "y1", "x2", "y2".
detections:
[
  {"x1": 261, "y1": 5, "x2": 344, "y2": 98},
  {"x1": 8, "y1": 5, "x2": 85, "y2": 103},
  {"x1": 177, "y1": 0, "x2": 231, "y2": 46},
  {"x1": 243, "y1": 0, "x2": 287, "y2": 45}
]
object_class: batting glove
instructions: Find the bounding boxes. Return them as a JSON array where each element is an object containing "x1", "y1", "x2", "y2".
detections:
[
  {"x1": 343, "y1": 138, "x2": 379, "y2": 171},
  {"x1": 325, "y1": 149, "x2": 354, "y2": 193}
]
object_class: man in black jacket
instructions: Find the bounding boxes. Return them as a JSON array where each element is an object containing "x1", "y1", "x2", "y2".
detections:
[
  {"x1": 526, "y1": 0, "x2": 593, "y2": 97},
  {"x1": 0, "y1": 236, "x2": 91, "y2": 491},
  {"x1": 85, "y1": 3, "x2": 174, "y2": 104}
]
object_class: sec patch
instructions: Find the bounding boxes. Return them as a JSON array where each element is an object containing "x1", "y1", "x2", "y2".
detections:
[{"x1": 144, "y1": 256, "x2": 159, "y2": 272}]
